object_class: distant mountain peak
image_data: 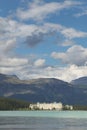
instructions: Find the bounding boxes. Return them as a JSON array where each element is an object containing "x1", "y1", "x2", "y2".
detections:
[
  {"x1": 71, "y1": 76, "x2": 87, "y2": 85},
  {"x1": 0, "y1": 73, "x2": 19, "y2": 81}
]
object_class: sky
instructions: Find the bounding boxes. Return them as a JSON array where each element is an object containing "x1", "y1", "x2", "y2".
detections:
[{"x1": 0, "y1": 0, "x2": 87, "y2": 82}]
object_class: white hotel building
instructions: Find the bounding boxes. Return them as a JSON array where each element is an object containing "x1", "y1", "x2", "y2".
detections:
[{"x1": 30, "y1": 102, "x2": 63, "y2": 110}]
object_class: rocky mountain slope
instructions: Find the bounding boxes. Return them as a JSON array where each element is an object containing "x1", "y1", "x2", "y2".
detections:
[
  {"x1": 0, "y1": 73, "x2": 87, "y2": 105},
  {"x1": 71, "y1": 76, "x2": 87, "y2": 87}
]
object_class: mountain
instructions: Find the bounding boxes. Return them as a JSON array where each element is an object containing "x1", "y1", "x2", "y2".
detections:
[
  {"x1": 70, "y1": 76, "x2": 87, "y2": 105},
  {"x1": 71, "y1": 76, "x2": 87, "y2": 88},
  {"x1": 0, "y1": 73, "x2": 87, "y2": 105},
  {"x1": 0, "y1": 73, "x2": 18, "y2": 81}
]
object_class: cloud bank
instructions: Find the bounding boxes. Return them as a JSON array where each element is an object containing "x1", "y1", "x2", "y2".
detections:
[
  {"x1": 0, "y1": 0, "x2": 87, "y2": 82},
  {"x1": 16, "y1": 0, "x2": 81, "y2": 21},
  {"x1": 51, "y1": 45, "x2": 87, "y2": 66}
]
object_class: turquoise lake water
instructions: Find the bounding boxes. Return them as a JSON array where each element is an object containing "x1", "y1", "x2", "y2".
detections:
[{"x1": 0, "y1": 111, "x2": 87, "y2": 130}]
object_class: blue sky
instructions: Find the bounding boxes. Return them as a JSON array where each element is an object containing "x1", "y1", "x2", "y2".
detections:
[{"x1": 0, "y1": 0, "x2": 87, "y2": 82}]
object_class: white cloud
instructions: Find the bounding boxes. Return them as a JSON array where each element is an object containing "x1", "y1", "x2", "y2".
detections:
[
  {"x1": 0, "y1": 55, "x2": 87, "y2": 82},
  {"x1": 0, "y1": 0, "x2": 87, "y2": 83},
  {"x1": 34, "y1": 59, "x2": 45, "y2": 67},
  {"x1": 0, "y1": 57, "x2": 28, "y2": 67},
  {"x1": 0, "y1": 17, "x2": 87, "y2": 50},
  {"x1": 61, "y1": 40, "x2": 75, "y2": 46},
  {"x1": 51, "y1": 45, "x2": 87, "y2": 66},
  {"x1": 0, "y1": 38, "x2": 16, "y2": 54},
  {"x1": 75, "y1": 10, "x2": 87, "y2": 17},
  {"x1": 16, "y1": 0, "x2": 81, "y2": 21},
  {"x1": 0, "y1": 17, "x2": 87, "y2": 81},
  {"x1": 45, "y1": 23, "x2": 87, "y2": 40},
  {"x1": 51, "y1": 52, "x2": 66, "y2": 59},
  {"x1": 74, "y1": 5, "x2": 87, "y2": 17},
  {"x1": 61, "y1": 27, "x2": 87, "y2": 39},
  {"x1": 57, "y1": 64, "x2": 87, "y2": 82},
  {"x1": 8, "y1": 64, "x2": 87, "y2": 82}
]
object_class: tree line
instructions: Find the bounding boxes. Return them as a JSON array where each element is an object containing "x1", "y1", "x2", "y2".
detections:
[{"x1": 0, "y1": 97, "x2": 30, "y2": 110}]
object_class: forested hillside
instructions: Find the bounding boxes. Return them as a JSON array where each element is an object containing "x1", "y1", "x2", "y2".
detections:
[{"x1": 0, "y1": 97, "x2": 30, "y2": 110}]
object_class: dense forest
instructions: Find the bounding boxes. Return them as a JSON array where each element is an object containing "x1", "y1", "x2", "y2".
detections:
[
  {"x1": 73, "y1": 105, "x2": 87, "y2": 111},
  {"x1": 0, "y1": 97, "x2": 30, "y2": 110}
]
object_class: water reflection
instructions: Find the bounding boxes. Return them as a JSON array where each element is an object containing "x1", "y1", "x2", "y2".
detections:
[{"x1": 0, "y1": 117, "x2": 87, "y2": 130}]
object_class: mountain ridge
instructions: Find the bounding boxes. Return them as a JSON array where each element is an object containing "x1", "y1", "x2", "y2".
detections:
[
  {"x1": 71, "y1": 76, "x2": 87, "y2": 86},
  {"x1": 0, "y1": 73, "x2": 87, "y2": 105}
]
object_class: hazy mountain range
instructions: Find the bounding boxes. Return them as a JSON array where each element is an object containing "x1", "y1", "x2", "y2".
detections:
[{"x1": 0, "y1": 73, "x2": 87, "y2": 105}]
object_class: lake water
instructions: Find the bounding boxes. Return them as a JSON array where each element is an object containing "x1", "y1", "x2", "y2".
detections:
[{"x1": 0, "y1": 111, "x2": 87, "y2": 130}]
